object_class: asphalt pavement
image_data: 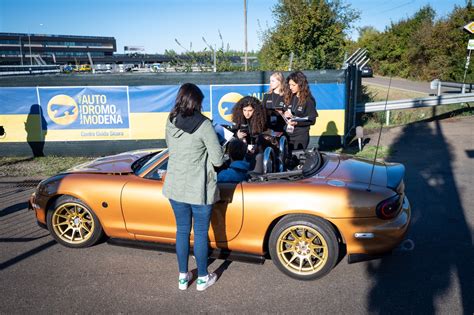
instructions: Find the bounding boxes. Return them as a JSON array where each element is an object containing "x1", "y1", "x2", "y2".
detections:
[
  {"x1": 1, "y1": 116, "x2": 473, "y2": 314},
  {"x1": 362, "y1": 76, "x2": 461, "y2": 95}
]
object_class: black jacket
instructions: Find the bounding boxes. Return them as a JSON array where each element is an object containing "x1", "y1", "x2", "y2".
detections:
[
  {"x1": 289, "y1": 94, "x2": 318, "y2": 136},
  {"x1": 263, "y1": 92, "x2": 286, "y2": 132}
]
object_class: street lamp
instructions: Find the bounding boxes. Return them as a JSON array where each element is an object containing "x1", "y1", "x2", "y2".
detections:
[
  {"x1": 244, "y1": 0, "x2": 248, "y2": 71},
  {"x1": 28, "y1": 33, "x2": 32, "y2": 66},
  {"x1": 27, "y1": 24, "x2": 44, "y2": 66},
  {"x1": 19, "y1": 35, "x2": 23, "y2": 65}
]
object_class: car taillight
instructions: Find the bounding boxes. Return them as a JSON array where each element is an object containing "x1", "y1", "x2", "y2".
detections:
[{"x1": 376, "y1": 194, "x2": 402, "y2": 220}]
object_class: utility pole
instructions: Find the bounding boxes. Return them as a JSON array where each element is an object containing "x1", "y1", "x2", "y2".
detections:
[
  {"x1": 244, "y1": 0, "x2": 248, "y2": 71},
  {"x1": 28, "y1": 33, "x2": 32, "y2": 65},
  {"x1": 462, "y1": 22, "x2": 474, "y2": 93},
  {"x1": 19, "y1": 35, "x2": 23, "y2": 65}
]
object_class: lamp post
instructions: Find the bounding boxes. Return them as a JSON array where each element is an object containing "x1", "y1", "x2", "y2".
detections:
[
  {"x1": 244, "y1": 0, "x2": 248, "y2": 71},
  {"x1": 27, "y1": 24, "x2": 44, "y2": 66},
  {"x1": 19, "y1": 35, "x2": 23, "y2": 65},
  {"x1": 28, "y1": 33, "x2": 32, "y2": 65}
]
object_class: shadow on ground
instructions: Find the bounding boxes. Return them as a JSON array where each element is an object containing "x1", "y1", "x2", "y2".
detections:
[{"x1": 365, "y1": 120, "x2": 473, "y2": 314}]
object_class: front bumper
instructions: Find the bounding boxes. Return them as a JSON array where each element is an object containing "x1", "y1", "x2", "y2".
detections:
[
  {"x1": 29, "y1": 192, "x2": 49, "y2": 226},
  {"x1": 331, "y1": 196, "x2": 411, "y2": 255}
]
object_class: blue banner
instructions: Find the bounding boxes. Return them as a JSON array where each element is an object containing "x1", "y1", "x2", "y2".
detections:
[
  {"x1": 37, "y1": 87, "x2": 130, "y2": 130},
  {"x1": 0, "y1": 83, "x2": 346, "y2": 142},
  {"x1": 128, "y1": 85, "x2": 211, "y2": 113}
]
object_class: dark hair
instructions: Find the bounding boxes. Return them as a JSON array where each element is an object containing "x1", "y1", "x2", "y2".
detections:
[
  {"x1": 227, "y1": 139, "x2": 247, "y2": 161},
  {"x1": 231, "y1": 96, "x2": 267, "y2": 134},
  {"x1": 170, "y1": 83, "x2": 204, "y2": 120},
  {"x1": 284, "y1": 71, "x2": 313, "y2": 106}
]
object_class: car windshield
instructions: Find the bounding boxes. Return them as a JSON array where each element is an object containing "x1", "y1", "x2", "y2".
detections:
[{"x1": 132, "y1": 149, "x2": 168, "y2": 176}]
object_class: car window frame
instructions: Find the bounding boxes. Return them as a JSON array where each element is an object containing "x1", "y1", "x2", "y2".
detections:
[{"x1": 142, "y1": 152, "x2": 169, "y2": 180}]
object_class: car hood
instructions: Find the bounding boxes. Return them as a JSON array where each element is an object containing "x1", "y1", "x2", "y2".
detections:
[
  {"x1": 326, "y1": 154, "x2": 387, "y2": 187},
  {"x1": 66, "y1": 149, "x2": 158, "y2": 174}
]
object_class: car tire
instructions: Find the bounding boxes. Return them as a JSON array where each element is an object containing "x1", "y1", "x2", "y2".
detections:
[
  {"x1": 269, "y1": 214, "x2": 339, "y2": 280},
  {"x1": 46, "y1": 195, "x2": 104, "y2": 248}
]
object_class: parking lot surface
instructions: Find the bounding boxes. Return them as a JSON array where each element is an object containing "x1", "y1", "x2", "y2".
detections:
[{"x1": 1, "y1": 116, "x2": 473, "y2": 314}]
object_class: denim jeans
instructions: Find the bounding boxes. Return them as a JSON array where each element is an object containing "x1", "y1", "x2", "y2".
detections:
[{"x1": 169, "y1": 199, "x2": 212, "y2": 277}]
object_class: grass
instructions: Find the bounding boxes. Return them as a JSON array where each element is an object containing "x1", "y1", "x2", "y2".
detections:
[
  {"x1": 335, "y1": 145, "x2": 393, "y2": 161},
  {"x1": 363, "y1": 84, "x2": 427, "y2": 102},
  {"x1": 0, "y1": 156, "x2": 94, "y2": 178}
]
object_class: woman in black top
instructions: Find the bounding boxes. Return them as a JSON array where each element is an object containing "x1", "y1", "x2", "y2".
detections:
[
  {"x1": 231, "y1": 96, "x2": 267, "y2": 146},
  {"x1": 262, "y1": 72, "x2": 286, "y2": 132},
  {"x1": 283, "y1": 71, "x2": 318, "y2": 150}
]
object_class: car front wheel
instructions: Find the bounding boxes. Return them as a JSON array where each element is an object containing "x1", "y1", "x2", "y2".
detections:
[
  {"x1": 269, "y1": 215, "x2": 339, "y2": 280},
  {"x1": 46, "y1": 195, "x2": 104, "y2": 248}
]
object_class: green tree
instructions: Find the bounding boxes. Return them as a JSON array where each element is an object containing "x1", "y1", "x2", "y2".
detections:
[
  {"x1": 354, "y1": 2, "x2": 474, "y2": 81},
  {"x1": 258, "y1": 0, "x2": 359, "y2": 70}
]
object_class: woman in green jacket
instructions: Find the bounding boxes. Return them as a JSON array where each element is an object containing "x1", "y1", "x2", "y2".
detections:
[{"x1": 163, "y1": 83, "x2": 224, "y2": 291}]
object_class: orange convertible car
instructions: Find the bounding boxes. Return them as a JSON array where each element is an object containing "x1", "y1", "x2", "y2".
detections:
[{"x1": 30, "y1": 147, "x2": 410, "y2": 280}]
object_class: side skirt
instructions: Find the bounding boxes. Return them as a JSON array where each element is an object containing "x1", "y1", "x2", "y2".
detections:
[
  {"x1": 347, "y1": 252, "x2": 389, "y2": 264},
  {"x1": 107, "y1": 238, "x2": 266, "y2": 265}
]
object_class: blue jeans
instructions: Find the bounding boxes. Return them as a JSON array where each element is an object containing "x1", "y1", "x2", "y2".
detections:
[{"x1": 169, "y1": 199, "x2": 212, "y2": 277}]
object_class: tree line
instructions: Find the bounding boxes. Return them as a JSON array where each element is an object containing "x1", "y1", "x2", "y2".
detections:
[
  {"x1": 355, "y1": 2, "x2": 474, "y2": 82},
  {"x1": 163, "y1": 0, "x2": 474, "y2": 82}
]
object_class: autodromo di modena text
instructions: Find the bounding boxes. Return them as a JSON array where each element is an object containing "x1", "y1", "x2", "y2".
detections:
[{"x1": 77, "y1": 94, "x2": 124, "y2": 125}]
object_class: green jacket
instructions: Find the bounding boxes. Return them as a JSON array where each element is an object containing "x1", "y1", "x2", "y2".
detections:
[{"x1": 163, "y1": 115, "x2": 224, "y2": 205}]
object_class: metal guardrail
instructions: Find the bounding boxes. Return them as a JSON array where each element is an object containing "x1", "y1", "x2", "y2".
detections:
[
  {"x1": 430, "y1": 79, "x2": 474, "y2": 94},
  {"x1": 357, "y1": 93, "x2": 474, "y2": 113}
]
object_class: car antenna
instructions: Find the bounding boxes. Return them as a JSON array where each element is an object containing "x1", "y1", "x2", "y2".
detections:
[{"x1": 367, "y1": 76, "x2": 392, "y2": 192}]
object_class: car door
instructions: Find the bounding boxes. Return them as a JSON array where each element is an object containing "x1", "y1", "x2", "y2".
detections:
[{"x1": 120, "y1": 157, "x2": 244, "y2": 244}]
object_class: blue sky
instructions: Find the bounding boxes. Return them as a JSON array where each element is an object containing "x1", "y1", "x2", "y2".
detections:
[{"x1": 0, "y1": 0, "x2": 467, "y2": 54}]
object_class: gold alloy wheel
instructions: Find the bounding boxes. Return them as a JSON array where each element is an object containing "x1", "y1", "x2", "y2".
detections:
[
  {"x1": 276, "y1": 225, "x2": 328, "y2": 275},
  {"x1": 51, "y1": 202, "x2": 94, "y2": 244}
]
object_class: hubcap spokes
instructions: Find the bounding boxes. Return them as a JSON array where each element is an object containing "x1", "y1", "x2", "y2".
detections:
[
  {"x1": 277, "y1": 225, "x2": 328, "y2": 274},
  {"x1": 52, "y1": 203, "x2": 94, "y2": 244}
]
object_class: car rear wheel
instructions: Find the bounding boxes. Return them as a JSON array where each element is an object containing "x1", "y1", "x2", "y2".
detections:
[
  {"x1": 269, "y1": 215, "x2": 339, "y2": 280},
  {"x1": 46, "y1": 195, "x2": 104, "y2": 248}
]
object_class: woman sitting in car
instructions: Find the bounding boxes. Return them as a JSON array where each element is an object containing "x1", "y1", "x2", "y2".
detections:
[{"x1": 231, "y1": 96, "x2": 267, "y2": 148}]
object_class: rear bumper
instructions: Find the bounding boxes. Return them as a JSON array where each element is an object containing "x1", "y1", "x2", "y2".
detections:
[{"x1": 331, "y1": 196, "x2": 411, "y2": 255}]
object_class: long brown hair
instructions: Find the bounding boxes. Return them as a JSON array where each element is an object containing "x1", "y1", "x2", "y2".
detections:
[
  {"x1": 284, "y1": 71, "x2": 313, "y2": 106},
  {"x1": 169, "y1": 83, "x2": 204, "y2": 120},
  {"x1": 231, "y1": 96, "x2": 267, "y2": 134}
]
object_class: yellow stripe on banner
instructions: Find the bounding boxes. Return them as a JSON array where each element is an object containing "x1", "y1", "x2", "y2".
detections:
[
  {"x1": 130, "y1": 112, "x2": 169, "y2": 140},
  {"x1": 309, "y1": 109, "x2": 345, "y2": 136},
  {"x1": 0, "y1": 114, "x2": 42, "y2": 142},
  {"x1": 45, "y1": 129, "x2": 130, "y2": 141},
  {"x1": 0, "y1": 110, "x2": 344, "y2": 142},
  {"x1": 129, "y1": 112, "x2": 212, "y2": 140}
]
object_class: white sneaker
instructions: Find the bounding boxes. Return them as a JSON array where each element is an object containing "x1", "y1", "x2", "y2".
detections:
[
  {"x1": 178, "y1": 271, "x2": 193, "y2": 290},
  {"x1": 196, "y1": 273, "x2": 217, "y2": 291}
]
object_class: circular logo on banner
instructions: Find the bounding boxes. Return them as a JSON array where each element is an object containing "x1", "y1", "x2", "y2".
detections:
[
  {"x1": 218, "y1": 92, "x2": 243, "y2": 122},
  {"x1": 47, "y1": 95, "x2": 79, "y2": 125}
]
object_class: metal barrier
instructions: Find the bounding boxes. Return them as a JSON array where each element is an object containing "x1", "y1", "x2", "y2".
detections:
[
  {"x1": 357, "y1": 93, "x2": 474, "y2": 113},
  {"x1": 430, "y1": 79, "x2": 474, "y2": 95}
]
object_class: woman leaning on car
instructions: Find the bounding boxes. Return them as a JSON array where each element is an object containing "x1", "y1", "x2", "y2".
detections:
[
  {"x1": 283, "y1": 71, "x2": 318, "y2": 151},
  {"x1": 163, "y1": 83, "x2": 224, "y2": 291}
]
